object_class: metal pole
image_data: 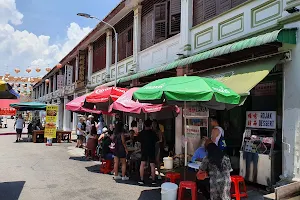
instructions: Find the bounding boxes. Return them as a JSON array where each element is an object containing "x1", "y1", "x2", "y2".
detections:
[{"x1": 114, "y1": 33, "x2": 118, "y2": 87}]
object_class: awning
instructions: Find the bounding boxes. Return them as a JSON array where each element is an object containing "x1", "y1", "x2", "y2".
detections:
[
  {"x1": 119, "y1": 28, "x2": 296, "y2": 83},
  {"x1": 202, "y1": 56, "x2": 281, "y2": 96}
]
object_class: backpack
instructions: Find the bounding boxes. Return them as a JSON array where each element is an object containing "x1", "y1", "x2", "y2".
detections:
[{"x1": 218, "y1": 134, "x2": 227, "y2": 151}]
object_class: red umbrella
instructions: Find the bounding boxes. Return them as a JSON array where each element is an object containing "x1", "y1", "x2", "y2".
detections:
[
  {"x1": 85, "y1": 87, "x2": 128, "y2": 111},
  {"x1": 109, "y1": 88, "x2": 180, "y2": 119},
  {"x1": 66, "y1": 94, "x2": 101, "y2": 114}
]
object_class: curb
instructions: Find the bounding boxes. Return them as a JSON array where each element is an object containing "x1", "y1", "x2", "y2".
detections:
[{"x1": 0, "y1": 133, "x2": 16, "y2": 136}]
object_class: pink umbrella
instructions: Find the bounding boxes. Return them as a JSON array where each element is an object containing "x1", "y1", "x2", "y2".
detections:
[
  {"x1": 109, "y1": 88, "x2": 180, "y2": 119},
  {"x1": 66, "y1": 94, "x2": 101, "y2": 114}
]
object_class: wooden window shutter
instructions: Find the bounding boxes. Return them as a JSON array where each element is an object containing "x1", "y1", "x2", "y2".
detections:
[
  {"x1": 204, "y1": 0, "x2": 217, "y2": 21},
  {"x1": 193, "y1": 0, "x2": 204, "y2": 26},
  {"x1": 216, "y1": 0, "x2": 232, "y2": 15},
  {"x1": 232, "y1": 0, "x2": 247, "y2": 7},
  {"x1": 141, "y1": 12, "x2": 154, "y2": 50},
  {"x1": 169, "y1": 0, "x2": 181, "y2": 35},
  {"x1": 154, "y1": 2, "x2": 167, "y2": 44}
]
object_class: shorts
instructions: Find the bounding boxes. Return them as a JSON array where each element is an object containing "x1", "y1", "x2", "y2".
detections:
[
  {"x1": 77, "y1": 135, "x2": 84, "y2": 140},
  {"x1": 141, "y1": 152, "x2": 155, "y2": 163},
  {"x1": 104, "y1": 153, "x2": 114, "y2": 160},
  {"x1": 115, "y1": 150, "x2": 126, "y2": 159},
  {"x1": 16, "y1": 129, "x2": 22, "y2": 135}
]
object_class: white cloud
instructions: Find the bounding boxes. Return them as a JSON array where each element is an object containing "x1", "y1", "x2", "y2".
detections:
[{"x1": 0, "y1": 0, "x2": 92, "y2": 78}]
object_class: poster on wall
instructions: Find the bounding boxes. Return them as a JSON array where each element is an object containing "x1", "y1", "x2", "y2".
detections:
[
  {"x1": 186, "y1": 125, "x2": 201, "y2": 155},
  {"x1": 44, "y1": 105, "x2": 58, "y2": 139},
  {"x1": 246, "y1": 111, "x2": 276, "y2": 129}
]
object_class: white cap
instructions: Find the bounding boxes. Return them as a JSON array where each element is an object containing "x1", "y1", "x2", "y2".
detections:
[
  {"x1": 88, "y1": 115, "x2": 94, "y2": 119},
  {"x1": 102, "y1": 127, "x2": 108, "y2": 133}
]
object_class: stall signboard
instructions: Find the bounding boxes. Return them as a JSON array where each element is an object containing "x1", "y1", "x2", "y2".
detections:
[
  {"x1": 57, "y1": 75, "x2": 64, "y2": 89},
  {"x1": 184, "y1": 106, "x2": 209, "y2": 117},
  {"x1": 0, "y1": 108, "x2": 16, "y2": 116},
  {"x1": 44, "y1": 105, "x2": 58, "y2": 139},
  {"x1": 66, "y1": 65, "x2": 73, "y2": 86},
  {"x1": 246, "y1": 111, "x2": 276, "y2": 129},
  {"x1": 252, "y1": 81, "x2": 276, "y2": 96},
  {"x1": 186, "y1": 125, "x2": 201, "y2": 155}
]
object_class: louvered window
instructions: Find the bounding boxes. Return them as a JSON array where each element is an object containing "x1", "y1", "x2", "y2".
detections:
[
  {"x1": 154, "y1": 2, "x2": 168, "y2": 44},
  {"x1": 93, "y1": 34, "x2": 106, "y2": 73},
  {"x1": 169, "y1": 0, "x2": 181, "y2": 35},
  {"x1": 193, "y1": 0, "x2": 248, "y2": 26},
  {"x1": 112, "y1": 12, "x2": 134, "y2": 64}
]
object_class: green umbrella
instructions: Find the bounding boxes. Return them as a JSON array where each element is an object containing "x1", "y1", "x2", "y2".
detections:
[
  {"x1": 10, "y1": 102, "x2": 47, "y2": 111},
  {"x1": 133, "y1": 76, "x2": 240, "y2": 105}
]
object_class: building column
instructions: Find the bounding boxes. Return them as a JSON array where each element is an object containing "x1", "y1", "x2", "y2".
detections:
[
  {"x1": 87, "y1": 45, "x2": 93, "y2": 86},
  {"x1": 133, "y1": 4, "x2": 142, "y2": 71},
  {"x1": 106, "y1": 29, "x2": 112, "y2": 80},
  {"x1": 53, "y1": 74, "x2": 56, "y2": 92},
  {"x1": 63, "y1": 96, "x2": 70, "y2": 131},
  {"x1": 282, "y1": 21, "x2": 300, "y2": 179},
  {"x1": 75, "y1": 56, "x2": 79, "y2": 82},
  {"x1": 179, "y1": 0, "x2": 193, "y2": 56},
  {"x1": 72, "y1": 93, "x2": 78, "y2": 133},
  {"x1": 44, "y1": 82, "x2": 47, "y2": 96}
]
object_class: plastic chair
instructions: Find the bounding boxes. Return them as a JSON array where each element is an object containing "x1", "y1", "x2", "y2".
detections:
[
  {"x1": 177, "y1": 181, "x2": 197, "y2": 200},
  {"x1": 100, "y1": 159, "x2": 113, "y2": 174},
  {"x1": 165, "y1": 172, "x2": 181, "y2": 183},
  {"x1": 231, "y1": 175, "x2": 248, "y2": 200}
]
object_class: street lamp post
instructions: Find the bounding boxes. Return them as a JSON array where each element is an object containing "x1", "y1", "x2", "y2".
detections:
[{"x1": 77, "y1": 13, "x2": 118, "y2": 87}]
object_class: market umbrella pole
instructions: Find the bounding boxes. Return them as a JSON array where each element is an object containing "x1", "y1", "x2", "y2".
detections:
[{"x1": 184, "y1": 101, "x2": 188, "y2": 166}]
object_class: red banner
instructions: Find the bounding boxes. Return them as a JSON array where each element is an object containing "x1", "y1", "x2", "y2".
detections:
[{"x1": 0, "y1": 108, "x2": 16, "y2": 116}]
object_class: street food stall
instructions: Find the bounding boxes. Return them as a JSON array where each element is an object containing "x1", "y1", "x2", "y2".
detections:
[{"x1": 239, "y1": 111, "x2": 281, "y2": 187}]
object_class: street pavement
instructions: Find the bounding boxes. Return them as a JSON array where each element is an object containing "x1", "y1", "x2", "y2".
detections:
[{"x1": 0, "y1": 118, "x2": 266, "y2": 200}]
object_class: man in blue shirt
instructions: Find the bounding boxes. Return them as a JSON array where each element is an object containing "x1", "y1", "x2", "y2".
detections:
[{"x1": 191, "y1": 138, "x2": 207, "y2": 162}]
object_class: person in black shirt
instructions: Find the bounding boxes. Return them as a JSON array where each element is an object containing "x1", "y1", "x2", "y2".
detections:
[{"x1": 138, "y1": 119, "x2": 158, "y2": 185}]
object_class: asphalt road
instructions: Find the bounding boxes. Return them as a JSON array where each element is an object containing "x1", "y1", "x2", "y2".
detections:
[{"x1": 0, "y1": 135, "x2": 160, "y2": 200}]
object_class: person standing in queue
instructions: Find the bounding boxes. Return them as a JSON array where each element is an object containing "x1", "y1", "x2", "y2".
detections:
[
  {"x1": 14, "y1": 114, "x2": 25, "y2": 142},
  {"x1": 112, "y1": 121, "x2": 129, "y2": 181},
  {"x1": 138, "y1": 119, "x2": 159, "y2": 185},
  {"x1": 152, "y1": 119, "x2": 164, "y2": 180},
  {"x1": 210, "y1": 117, "x2": 226, "y2": 151},
  {"x1": 76, "y1": 117, "x2": 86, "y2": 148}
]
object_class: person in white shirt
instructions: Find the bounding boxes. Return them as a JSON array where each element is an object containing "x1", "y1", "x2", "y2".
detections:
[
  {"x1": 14, "y1": 114, "x2": 25, "y2": 142},
  {"x1": 76, "y1": 117, "x2": 86, "y2": 148},
  {"x1": 86, "y1": 115, "x2": 94, "y2": 144},
  {"x1": 210, "y1": 117, "x2": 225, "y2": 146}
]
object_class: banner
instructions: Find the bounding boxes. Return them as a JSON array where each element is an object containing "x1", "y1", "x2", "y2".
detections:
[
  {"x1": 44, "y1": 105, "x2": 58, "y2": 139},
  {"x1": 0, "y1": 108, "x2": 16, "y2": 116}
]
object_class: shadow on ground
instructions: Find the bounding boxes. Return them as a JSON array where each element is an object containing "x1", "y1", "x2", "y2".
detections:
[
  {"x1": 0, "y1": 181, "x2": 25, "y2": 200},
  {"x1": 85, "y1": 164, "x2": 101, "y2": 173},
  {"x1": 69, "y1": 156, "x2": 91, "y2": 162},
  {"x1": 138, "y1": 188, "x2": 160, "y2": 200}
]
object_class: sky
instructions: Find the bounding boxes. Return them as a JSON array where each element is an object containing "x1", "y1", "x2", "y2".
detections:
[{"x1": 0, "y1": 0, "x2": 120, "y2": 78}]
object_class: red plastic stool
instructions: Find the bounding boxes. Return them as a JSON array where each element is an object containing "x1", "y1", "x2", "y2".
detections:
[
  {"x1": 177, "y1": 181, "x2": 197, "y2": 200},
  {"x1": 231, "y1": 175, "x2": 248, "y2": 200},
  {"x1": 100, "y1": 159, "x2": 113, "y2": 174},
  {"x1": 165, "y1": 172, "x2": 181, "y2": 183}
]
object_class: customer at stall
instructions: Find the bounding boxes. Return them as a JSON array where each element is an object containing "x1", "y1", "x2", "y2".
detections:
[
  {"x1": 198, "y1": 141, "x2": 232, "y2": 200},
  {"x1": 138, "y1": 119, "x2": 159, "y2": 185},
  {"x1": 14, "y1": 114, "x2": 25, "y2": 142},
  {"x1": 86, "y1": 115, "x2": 94, "y2": 142},
  {"x1": 152, "y1": 119, "x2": 164, "y2": 180},
  {"x1": 112, "y1": 121, "x2": 129, "y2": 181},
  {"x1": 101, "y1": 130, "x2": 114, "y2": 160},
  {"x1": 191, "y1": 138, "x2": 208, "y2": 162},
  {"x1": 131, "y1": 119, "x2": 138, "y2": 136},
  {"x1": 210, "y1": 117, "x2": 226, "y2": 151},
  {"x1": 76, "y1": 117, "x2": 86, "y2": 148},
  {"x1": 96, "y1": 114, "x2": 105, "y2": 136}
]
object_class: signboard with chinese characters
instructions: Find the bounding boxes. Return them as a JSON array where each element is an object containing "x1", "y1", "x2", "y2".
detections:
[
  {"x1": 184, "y1": 106, "x2": 209, "y2": 117},
  {"x1": 252, "y1": 81, "x2": 276, "y2": 96},
  {"x1": 76, "y1": 51, "x2": 86, "y2": 90},
  {"x1": 186, "y1": 125, "x2": 201, "y2": 155},
  {"x1": 66, "y1": 65, "x2": 73, "y2": 86},
  {"x1": 44, "y1": 105, "x2": 58, "y2": 139},
  {"x1": 0, "y1": 108, "x2": 16, "y2": 116},
  {"x1": 57, "y1": 75, "x2": 64, "y2": 89},
  {"x1": 246, "y1": 111, "x2": 276, "y2": 129}
]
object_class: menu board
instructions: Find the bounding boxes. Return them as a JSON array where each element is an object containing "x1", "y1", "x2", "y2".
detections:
[
  {"x1": 246, "y1": 111, "x2": 276, "y2": 129},
  {"x1": 44, "y1": 105, "x2": 58, "y2": 139}
]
